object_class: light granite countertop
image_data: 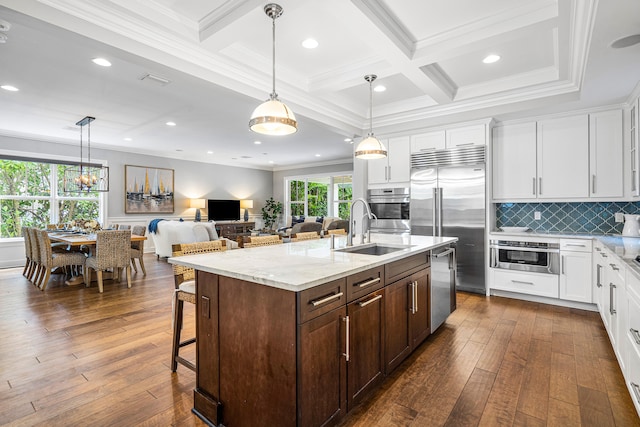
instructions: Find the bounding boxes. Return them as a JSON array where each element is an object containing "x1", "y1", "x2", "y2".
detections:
[{"x1": 168, "y1": 234, "x2": 457, "y2": 292}]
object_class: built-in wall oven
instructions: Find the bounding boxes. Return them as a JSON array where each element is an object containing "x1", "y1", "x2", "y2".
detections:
[
  {"x1": 490, "y1": 240, "x2": 560, "y2": 275},
  {"x1": 367, "y1": 188, "x2": 410, "y2": 234}
]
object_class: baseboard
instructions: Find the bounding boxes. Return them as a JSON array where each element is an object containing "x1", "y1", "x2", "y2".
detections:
[{"x1": 489, "y1": 289, "x2": 598, "y2": 312}]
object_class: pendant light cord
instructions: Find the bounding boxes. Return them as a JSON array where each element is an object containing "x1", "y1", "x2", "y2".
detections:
[
  {"x1": 271, "y1": 14, "x2": 276, "y2": 99},
  {"x1": 369, "y1": 79, "x2": 373, "y2": 135}
]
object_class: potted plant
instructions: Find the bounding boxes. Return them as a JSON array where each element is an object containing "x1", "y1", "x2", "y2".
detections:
[{"x1": 261, "y1": 197, "x2": 283, "y2": 232}]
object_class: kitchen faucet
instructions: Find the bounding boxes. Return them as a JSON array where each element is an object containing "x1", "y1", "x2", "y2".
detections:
[{"x1": 348, "y1": 198, "x2": 375, "y2": 246}]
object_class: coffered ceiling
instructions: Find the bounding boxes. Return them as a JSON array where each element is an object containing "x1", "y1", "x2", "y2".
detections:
[{"x1": 0, "y1": 0, "x2": 638, "y2": 169}]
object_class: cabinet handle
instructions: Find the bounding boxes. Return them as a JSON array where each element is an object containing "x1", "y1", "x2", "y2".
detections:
[
  {"x1": 310, "y1": 292, "x2": 343, "y2": 307},
  {"x1": 561, "y1": 255, "x2": 565, "y2": 275},
  {"x1": 511, "y1": 280, "x2": 534, "y2": 285},
  {"x1": 413, "y1": 281, "x2": 418, "y2": 314},
  {"x1": 610, "y1": 283, "x2": 616, "y2": 315},
  {"x1": 539, "y1": 177, "x2": 542, "y2": 195},
  {"x1": 632, "y1": 382, "x2": 640, "y2": 404},
  {"x1": 343, "y1": 316, "x2": 350, "y2": 362},
  {"x1": 592, "y1": 174, "x2": 597, "y2": 194},
  {"x1": 358, "y1": 294, "x2": 383, "y2": 308},
  {"x1": 356, "y1": 277, "x2": 380, "y2": 288},
  {"x1": 595, "y1": 247, "x2": 601, "y2": 252},
  {"x1": 532, "y1": 177, "x2": 536, "y2": 195},
  {"x1": 456, "y1": 142, "x2": 474, "y2": 147},
  {"x1": 565, "y1": 243, "x2": 586, "y2": 247},
  {"x1": 600, "y1": 252, "x2": 608, "y2": 258},
  {"x1": 388, "y1": 166, "x2": 391, "y2": 181},
  {"x1": 596, "y1": 264, "x2": 602, "y2": 288},
  {"x1": 610, "y1": 263, "x2": 619, "y2": 271},
  {"x1": 631, "y1": 328, "x2": 640, "y2": 345}
]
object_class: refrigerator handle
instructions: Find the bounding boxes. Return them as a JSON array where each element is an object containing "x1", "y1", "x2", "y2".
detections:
[
  {"x1": 432, "y1": 187, "x2": 438, "y2": 237},
  {"x1": 438, "y1": 187, "x2": 444, "y2": 236}
]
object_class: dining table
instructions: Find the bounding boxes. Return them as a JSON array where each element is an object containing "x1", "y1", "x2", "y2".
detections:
[{"x1": 48, "y1": 231, "x2": 147, "y2": 286}]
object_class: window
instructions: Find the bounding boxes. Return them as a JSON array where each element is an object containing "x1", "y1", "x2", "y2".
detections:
[
  {"x1": 0, "y1": 158, "x2": 103, "y2": 239},
  {"x1": 285, "y1": 173, "x2": 352, "y2": 219}
]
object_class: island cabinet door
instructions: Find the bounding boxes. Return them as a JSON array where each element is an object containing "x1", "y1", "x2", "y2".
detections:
[
  {"x1": 347, "y1": 288, "x2": 385, "y2": 409},
  {"x1": 384, "y1": 277, "x2": 411, "y2": 374},
  {"x1": 409, "y1": 268, "x2": 431, "y2": 350},
  {"x1": 297, "y1": 306, "x2": 347, "y2": 427}
]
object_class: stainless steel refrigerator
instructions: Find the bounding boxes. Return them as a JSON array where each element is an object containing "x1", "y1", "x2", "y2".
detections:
[{"x1": 410, "y1": 146, "x2": 485, "y2": 294}]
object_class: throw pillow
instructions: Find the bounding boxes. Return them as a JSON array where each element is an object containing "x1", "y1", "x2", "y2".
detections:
[
  {"x1": 193, "y1": 225, "x2": 210, "y2": 242},
  {"x1": 292, "y1": 215, "x2": 305, "y2": 225},
  {"x1": 204, "y1": 223, "x2": 219, "y2": 240}
]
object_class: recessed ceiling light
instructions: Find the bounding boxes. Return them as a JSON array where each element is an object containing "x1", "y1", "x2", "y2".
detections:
[
  {"x1": 254, "y1": 140, "x2": 262, "y2": 145},
  {"x1": 374, "y1": 85, "x2": 386, "y2": 92},
  {"x1": 302, "y1": 38, "x2": 318, "y2": 49},
  {"x1": 315, "y1": 154, "x2": 321, "y2": 157},
  {"x1": 123, "y1": 137, "x2": 132, "y2": 141},
  {"x1": 207, "y1": 150, "x2": 213, "y2": 154},
  {"x1": 611, "y1": 34, "x2": 640, "y2": 49},
  {"x1": 166, "y1": 121, "x2": 176, "y2": 126},
  {"x1": 92, "y1": 58, "x2": 112, "y2": 67},
  {"x1": 1, "y1": 85, "x2": 19, "y2": 91},
  {"x1": 482, "y1": 54, "x2": 500, "y2": 64},
  {"x1": 344, "y1": 137, "x2": 352, "y2": 143},
  {"x1": 268, "y1": 160, "x2": 274, "y2": 164}
]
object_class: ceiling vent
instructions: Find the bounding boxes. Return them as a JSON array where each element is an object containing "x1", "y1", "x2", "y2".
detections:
[{"x1": 139, "y1": 73, "x2": 171, "y2": 86}]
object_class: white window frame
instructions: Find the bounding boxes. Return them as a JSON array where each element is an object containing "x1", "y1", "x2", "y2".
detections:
[{"x1": 284, "y1": 171, "x2": 352, "y2": 219}]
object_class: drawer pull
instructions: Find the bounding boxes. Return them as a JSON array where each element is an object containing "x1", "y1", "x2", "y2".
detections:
[
  {"x1": 565, "y1": 243, "x2": 586, "y2": 247},
  {"x1": 610, "y1": 284, "x2": 617, "y2": 315},
  {"x1": 511, "y1": 280, "x2": 534, "y2": 286},
  {"x1": 596, "y1": 264, "x2": 602, "y2": 288},
  {"x1": 632, "y1": 382, "x2": 640, "y2": 404},
  {"x1": 358, "y1": 294, "x2": 383, "y2": 308},
  {"x1": 600, "y1": 253, "x2": 608, "y2": 258},
  {"x1": 631, "y1": 328, "x2": 640, "y2": 345},
  {"x1": 594, "y1": 247, "x2": 601, "y2": 252},
  {"x1": 610, "y1": 263, "x2": 620, "y2": 271},
  {"x1": 355, "y1": 277, "x2": 381, "y2": 288},
  {"x1": 310, "y1": 292, "x2": 343, "y2": 307}
]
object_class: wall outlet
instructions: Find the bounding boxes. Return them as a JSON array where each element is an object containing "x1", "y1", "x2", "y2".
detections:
[
  {"x1": 534, "y1": 211, "x2": 541, "y2": 220},
  {"x1": 615, "y1": 212, "x2": 625, "y2": 223}
]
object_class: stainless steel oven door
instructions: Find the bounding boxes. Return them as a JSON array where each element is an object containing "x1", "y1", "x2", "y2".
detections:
[{"x1": 368, "y1": 188, "x2": 410, "y2": 233}]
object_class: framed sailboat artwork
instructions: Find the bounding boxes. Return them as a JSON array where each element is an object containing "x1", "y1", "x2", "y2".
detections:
[{"x1": 125, "y1": 165, "x2": 174, "y2": 214}]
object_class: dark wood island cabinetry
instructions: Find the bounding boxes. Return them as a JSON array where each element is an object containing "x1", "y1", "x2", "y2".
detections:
[{"x1": 170, "y1": 235, "x2": 456, "y2": 426}]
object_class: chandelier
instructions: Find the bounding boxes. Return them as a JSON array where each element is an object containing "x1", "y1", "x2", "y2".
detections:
[
  {"x1": 355, "y1": 74, "x2": 387, "y2": 159},
  {"x1": 248, "y1": 3, "x2": 297, "y2": 136},
  {"x1": 63, "y1": 116, "x2": 109, "y2": 192}
]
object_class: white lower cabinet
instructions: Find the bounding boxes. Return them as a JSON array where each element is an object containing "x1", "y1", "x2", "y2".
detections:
[
  {"x1": 603, "y1": 254, "x2": 625, "y2": 350},
  {"x1": 627, "y1": 283, "x2": 640, "y2": 414},
  {"x1": 490, "y1": 269, "x2": 559, "y2": 298},
  {"x1": 560, "y1": 239, "x2": 592, "y2": 303},
  {"x1": 593, "y1": 242, "x2": 607, "y2": 311}
]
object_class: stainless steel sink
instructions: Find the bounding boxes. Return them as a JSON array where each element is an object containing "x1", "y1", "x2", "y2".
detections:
[{"x1": 334, "y1": 243, "x2": 412, "y2": 256}]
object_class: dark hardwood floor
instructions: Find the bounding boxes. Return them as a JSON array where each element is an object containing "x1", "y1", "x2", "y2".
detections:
[{"x1": 1, "y1": 255, "x2": 638, "y2": 426}]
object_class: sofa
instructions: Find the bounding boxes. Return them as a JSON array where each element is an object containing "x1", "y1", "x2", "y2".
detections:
[
  {"x1": 277, "y1": 215, "x2": 341, "y2": 237},
  {"x1": 151, "y1": 220, "x2": 238, "y2": 257}
]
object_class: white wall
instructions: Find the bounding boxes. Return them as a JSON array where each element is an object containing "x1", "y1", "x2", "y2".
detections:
[{"x1": 0, "y1": 134, "x2": 273, "y2": 267}]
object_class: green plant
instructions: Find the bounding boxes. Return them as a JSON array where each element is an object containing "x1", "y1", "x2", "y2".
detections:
[{"x1": 261, "y1": 197, "x2": 283, "y2": 231}]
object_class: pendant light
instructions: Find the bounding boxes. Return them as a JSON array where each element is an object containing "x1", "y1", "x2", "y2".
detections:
[
  {"x1": 63, "y1": 116, "x2": 110, "y2": 192},
  {"x1": 355, "y1": 74, "x2": 387, "y2": 159},
  {"x1": 248, "y1": 3, "x2": 298, "y2": 136}
]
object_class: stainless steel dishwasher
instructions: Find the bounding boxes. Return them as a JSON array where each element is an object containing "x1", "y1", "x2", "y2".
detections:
[{"x1": 431, "y1": 245, "x2": 457, "y2": 332}]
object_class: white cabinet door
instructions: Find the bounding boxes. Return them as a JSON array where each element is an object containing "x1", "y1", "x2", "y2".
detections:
[
  {"x1": 603, "y1": 255, "x2": 625, "y2": 349},
  {"x1": 560, "y1": 250, "x2": 592, "y2": 302},
  {"x1": 367, "y1": 137, "x2": 410, "y2": 185},
  {"x1": 537, "y1": 115, "x2": 589, "y2": 198},
  {"x1": 631, "y1": 98, "x2": 639, "y2": 196},
  {"x1": 387, "y1": 136, "x2": 410, "y2": 183},
  {"x1": 592, "y1": 243, "x2": 607, "y2": 312},
  {"x1": 410, "y1": 131, "x2": 445, "y2": 153},
  {"x1": 492, "y1": 122, "x2": 537, "y2": 200},
  {"x1": 590, "y1": 110, "x2": 623, "y2": 198},
  {"x1": 446, "y1": 124, "x2": 485, "y2": 148}
]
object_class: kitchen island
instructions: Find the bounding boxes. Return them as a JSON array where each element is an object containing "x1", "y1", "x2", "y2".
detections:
[{"x1": 169, "y1": 234, "x2": 457, "y2": 427}]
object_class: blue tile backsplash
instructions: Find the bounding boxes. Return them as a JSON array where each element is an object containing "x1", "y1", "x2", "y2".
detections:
[{"x1": 495, "y1": 202, "x2": 640, "y2": 235}]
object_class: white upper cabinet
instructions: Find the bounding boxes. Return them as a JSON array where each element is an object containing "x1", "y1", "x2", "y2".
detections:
[
  {"x1": 410, "y1": 131, "x2": 445, "y2": 153},
  {"x1": 446, "y1": 124, "x2": 486, "y2": 148},
  {"x1": 589, "y1": 109, "x2": 623, "y2": 198},
  {"x1": 492, "y1": 122, "x2": 537, "y2": 200},
  {"x1": 368, "y1": 136, "x2": 410, "y2": 185},
  {"x1": 631, "y1": 98, "x2": 639, "y2": 196},
  {"x1": 537, "y1": 114, "x2": 590, "y2": 199}
]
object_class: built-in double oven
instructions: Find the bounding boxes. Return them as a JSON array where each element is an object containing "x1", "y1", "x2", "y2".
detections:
[
  {"x1": 489, "y1": 239, "x2": 560, "y2": 275},
  {"x1": 367, "y1": 188, "x2": 410, "y2": 234}
]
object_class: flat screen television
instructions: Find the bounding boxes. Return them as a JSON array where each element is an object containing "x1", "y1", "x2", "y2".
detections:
[{"x1": 207, "y1": 199, "x2": 240, "y2": 221}]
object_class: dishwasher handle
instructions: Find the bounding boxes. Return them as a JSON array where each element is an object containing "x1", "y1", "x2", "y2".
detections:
[{"x1": 434, "y1": 248, "x2": 455, "y2": 258}]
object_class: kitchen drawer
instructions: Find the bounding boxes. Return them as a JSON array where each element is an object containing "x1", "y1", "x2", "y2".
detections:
[
  {"x1": 560, "y1": 238, "x2": 592, "y2": 252},
  {"x1": 627, "y1": 334, "x2": 640, "y2": 415},
  {"x1": 606, "y1": 251, "x2": 626, "y2": 284},
  {"x1": 346, "y1": 266, "x2": 384, "y2": 303},
  {"x1": 490, "y1": 269, "x2": 559, "y2": 298},
  {"x1": 297, "y1": 278, "x2": 346, "y2": 324},
  {"x1": 385, "y1": 252, "x2": 430, "y2": 284}
]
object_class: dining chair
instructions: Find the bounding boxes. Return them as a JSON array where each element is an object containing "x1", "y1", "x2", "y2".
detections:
[
  {"x1": 242, "y1": 235, "x2": 283, "y2": 248},
  {"x1": 171, "y1": 240, "x2": 227, "y2": 372},
  {"x1": 84, "y1": 230, "x2": 132, "y2": 293},
  {"x1": 118, "y1": 224, "x2": 131, "y2": 230},
  {"x1": 326, "y1": 229, "x2": 347, "y2": 235},
  {"x1": 36, "y1": 229, "x2": 87, "y2": 291},
  {"x1": 22, "y1": 227, "x2": 33, "y2": 279},
  {"x1": 130, "y1": 225, "x2": 146, "y2": 275},
  {"x1": 291, "y1": 231, "x2": 320, "y2": 241}
]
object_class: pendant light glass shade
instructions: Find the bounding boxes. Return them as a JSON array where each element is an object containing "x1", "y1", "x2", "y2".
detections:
[
  {"x1": 355, "y1": 74, "x2": 387, "y2": 159},
  {"x1": 249, "y1": 3, "x2": 297, "y2": 136},
  {"x1": 63, "y1": 116, "x2": 110, "y2": 192}
]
